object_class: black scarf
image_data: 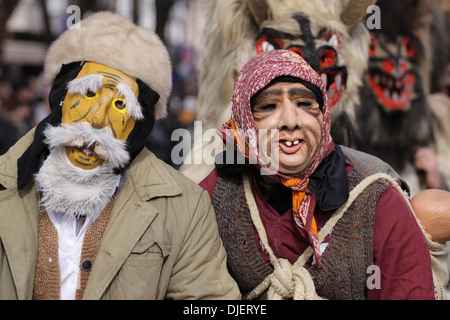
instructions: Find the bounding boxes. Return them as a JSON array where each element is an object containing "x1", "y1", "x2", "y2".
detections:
[{"x1": 216, "y1": 145, "x2": 349, "y2": 215}]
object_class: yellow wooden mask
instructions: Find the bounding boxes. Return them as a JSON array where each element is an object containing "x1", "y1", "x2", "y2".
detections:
[{"x1": 61, "y1": 62, "x2": 141, "y2": 170}]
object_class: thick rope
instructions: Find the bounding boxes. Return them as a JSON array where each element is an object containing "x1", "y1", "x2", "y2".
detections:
[{"x1": 242, "y1": 174, "x2": 326, "y2": 300}]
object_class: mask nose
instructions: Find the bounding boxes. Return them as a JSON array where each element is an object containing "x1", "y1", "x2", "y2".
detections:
[
  {"x1": 279, "y1": 99, "x2": 301, "y2": 131},
  {"x1": 91, "y1": 102, "x2": 109, "y2": 129},
  {"x1": 383, "y1": 58, "x2": 408, "y2": 78}
]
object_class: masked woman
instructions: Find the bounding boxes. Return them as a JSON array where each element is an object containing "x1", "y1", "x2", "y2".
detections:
[{"x1": 200, "y1": 50, "x2": 444, "y2": 300}]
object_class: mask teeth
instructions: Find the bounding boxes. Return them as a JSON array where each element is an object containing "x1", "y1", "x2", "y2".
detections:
[
  {"x1": 281, "y1": 139, "x2": 301, "y2": 147},
  {"x1": 73, "y1": 138, "x2": 85, "y2": 148},
  {"x1": 94, "y1": 143, "x2": 108, "y2": 159}
]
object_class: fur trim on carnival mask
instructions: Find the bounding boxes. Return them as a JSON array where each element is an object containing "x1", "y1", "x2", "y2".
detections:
[
  {"x1": 44, "y1": 11, "x2": 172, "y2": 120},
  {"x1": 34, "y1": 122, "x2": 131, "y2": 218},
  {"x1": 35, "y1": 122, "x2": 130, "y2": 218},
  {"x1": 34, "y1": 145, "x2": 121, "y2": 219}
]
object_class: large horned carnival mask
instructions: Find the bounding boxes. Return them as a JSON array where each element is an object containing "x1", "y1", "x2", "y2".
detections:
[
  {"x1": 255, "y1": 14, "x2": 347, "y2": 109},
  {"x1": 366, "y1": 32, "x2": 419, "y2": 112},
  {"x1": 247, "y1": 0, "x2": 376, "y2": 120}
]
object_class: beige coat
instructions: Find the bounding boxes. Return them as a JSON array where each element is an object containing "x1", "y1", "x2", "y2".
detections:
[{"x1": 0, "y1": 129, "x2": 240, "y2": 300}]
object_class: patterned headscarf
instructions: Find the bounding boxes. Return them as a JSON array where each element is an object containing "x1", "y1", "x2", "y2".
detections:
[{"x1": 218, "y1": 50, "x2": 333, "y2": 266}]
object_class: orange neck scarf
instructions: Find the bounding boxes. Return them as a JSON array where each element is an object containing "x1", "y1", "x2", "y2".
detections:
[{"x1": 281, "y1": 177, "x2": 321, "y2": 265}]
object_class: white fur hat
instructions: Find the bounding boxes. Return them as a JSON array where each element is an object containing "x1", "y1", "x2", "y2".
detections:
[{"x1": 44, "y1": 11, "x2": 172, "y2": 119}]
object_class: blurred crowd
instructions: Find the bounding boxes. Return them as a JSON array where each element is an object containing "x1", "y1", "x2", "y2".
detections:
[
  {"x1": 0, "y1": 68, "x2": 50, "y2": 155},
  {"x1": 145, "y1": 44, "x2": 198, "y2": 168}
]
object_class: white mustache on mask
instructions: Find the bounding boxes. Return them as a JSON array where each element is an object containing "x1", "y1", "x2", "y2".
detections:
[{"x1": 43, "y1": 122, "x2": 130, "y2": 170}]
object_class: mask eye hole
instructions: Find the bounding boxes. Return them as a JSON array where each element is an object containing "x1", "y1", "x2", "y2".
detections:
[
  {"x1": 113, "y1": 99, "x2": 126, "y2": 113},
  {"x1": 402, "y1": 36, "x2": 416, "y2": 60},
  {"x1": 256, "y1": 35, "x2": 285, "y2": 54},
  {"x1": 85, "y1": 90, "x2": 98, "y2": 99},
  {"x1": 319, "y1": 47, "x2": 337, "y2": 68}
]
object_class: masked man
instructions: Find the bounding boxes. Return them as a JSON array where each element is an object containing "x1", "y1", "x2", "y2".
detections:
[{"x1": 0, "y1": 12, "x2": 239, "y2": 300}]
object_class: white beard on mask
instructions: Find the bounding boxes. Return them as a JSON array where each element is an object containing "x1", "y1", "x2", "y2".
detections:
[{"x1": 34, "y1": 123, "x2": 130, "y2": 219}]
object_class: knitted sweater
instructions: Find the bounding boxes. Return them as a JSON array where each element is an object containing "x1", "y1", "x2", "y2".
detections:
[{"x1": 211, "y1": 147, "x2": 396, "y2": 299}]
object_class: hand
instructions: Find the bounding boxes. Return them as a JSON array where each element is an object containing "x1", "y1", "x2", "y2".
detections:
[{"x1": 414, "y1": 147, "x2": 443, "y2": 189}]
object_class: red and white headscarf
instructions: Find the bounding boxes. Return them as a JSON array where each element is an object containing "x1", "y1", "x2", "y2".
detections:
[{"x1": 218, "y1": 50, "x2": 333, "y2": 266}]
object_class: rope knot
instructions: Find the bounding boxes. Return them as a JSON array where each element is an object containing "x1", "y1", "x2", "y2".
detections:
[{"x1": 265, "y1": 258, "x2": 323, "y2": 300}]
